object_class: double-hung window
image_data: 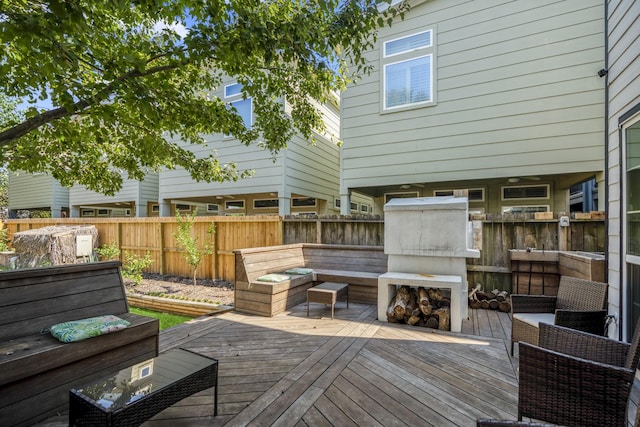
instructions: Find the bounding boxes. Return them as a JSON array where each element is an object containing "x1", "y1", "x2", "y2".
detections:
[
  {"x1": 224, "y1": 82, "x2": 252, "y2": 132},
  {"x1": 383, "y1": 30, "x2": 434, "y2": 111}
]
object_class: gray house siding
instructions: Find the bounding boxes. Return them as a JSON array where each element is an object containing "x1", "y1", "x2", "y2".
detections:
[
  {"x1": 69, "y1": 172, "x2": 159, "y2": 217},
  {"x1": 606, "y1": 0, "x2": 640, "y2": 340},
  {"x1": 160, "y1": 76, "x2": 342, "y2": 216},
  {"x1": 341, "y1": 0, "x2": 605, "y2": 213},
  {"x1": 8, "y1": 172, "x2": 69, "y2": 217}
]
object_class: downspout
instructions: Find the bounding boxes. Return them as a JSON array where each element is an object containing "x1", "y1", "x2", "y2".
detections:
[{"x1": 600, "y1": 1, "x2": 619, "y2": 339}]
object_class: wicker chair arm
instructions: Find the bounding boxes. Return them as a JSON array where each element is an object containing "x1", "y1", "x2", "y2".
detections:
[
  {"x1": 477, "y1": 420, "x2": 556, "y2": 426},
  {"x1": 553, "y1": 309, "x2": 607, "y2": 336},
  {"x1": 538, "y1": 322, "x2": 629, "y2": 367},
  {"x1": 510, "y1": 294, "x2": 557, "y2": 313},
  {"x1": 518, "y1": 342, "x2": 635, "y2": 427}
]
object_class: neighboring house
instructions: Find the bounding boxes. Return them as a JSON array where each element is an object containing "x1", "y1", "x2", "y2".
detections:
[
  {"x1": 69, "y1": 172, "x2": 159, "y2": 218},
  {"x1": 8, "y1": 77, "x2": 356, "y2": 218},
  {"x1": 340, "y1": 0, "x2": 606, "y2": 215},
  {"x1": 605, "y1": 0, "x2": 640, "y2": 341},
  {"x1": 7, "y1": 171, "x2": 69, "y2": 218},
  {"x1": 157, "y1": 77, "x2": 347, "y2": 217}
]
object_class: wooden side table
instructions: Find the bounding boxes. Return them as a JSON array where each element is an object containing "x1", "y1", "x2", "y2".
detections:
[{"x1": 307, "y1": 282, "x2": 349, "y2": 319}]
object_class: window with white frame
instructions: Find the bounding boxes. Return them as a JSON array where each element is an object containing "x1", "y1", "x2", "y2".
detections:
[
  {"x1": 254, "y1": 199, "x2": 279, "y2": 209},
  {"x1": 501, "y1": 185, "x2": 549, "y2": 201},
  {"x1": 224, "y1": 82, "x2": 252, "y2": 132},
  {"x1": 291, "y1": 197, "x2": 317, "y2": 207},
  {"x1": 434, "y1": 188, "x2": 484, "y2": 202},
  {"x1": 225, "y1": 200, "x2": 245, "y2": 210},
  {"x1": 624, "y1": 117, "x2": 640, "y2": 339},
  {"x1": 502, "y1": 206, "x2": 549, "y2": 214},
  {"x1": 383, "y1": 30, "x2": 433, "y2": 111}
]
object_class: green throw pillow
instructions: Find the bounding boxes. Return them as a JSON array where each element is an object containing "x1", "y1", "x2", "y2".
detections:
[
  {"x1": 49, "y1": 315, "x2": 131, "y2": 343},
  {"x1": 283, "y1": 267, "x2": 314, "y2": 275},
  {"x1": 256, "y1": 273, "x2": 291, "y2": 282}
]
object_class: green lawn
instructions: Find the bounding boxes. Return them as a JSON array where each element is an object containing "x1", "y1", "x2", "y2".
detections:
[{"x1": 130, "y1": 307, "x2": 194, "y2": 330}]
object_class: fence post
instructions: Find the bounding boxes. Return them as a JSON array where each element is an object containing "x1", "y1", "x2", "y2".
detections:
[
  {"x1": 158, "y1": 221, "x2": 165, "y2": 274},
  {"x1": 558, "y1": 221, "x2": 569, "y2": 251}
]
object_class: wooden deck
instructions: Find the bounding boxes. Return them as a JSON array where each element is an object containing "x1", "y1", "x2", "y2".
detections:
[{"x1": 37, "y1": 303, "x2": 517, "y2": 426}]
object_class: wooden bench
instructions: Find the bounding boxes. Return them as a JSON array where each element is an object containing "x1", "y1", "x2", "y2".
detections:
[
  {"x1": 0, "y1": 261, "x2": 160, "y2": 427},
  {"x1": 302, "y1": 244, "x2": 387, "y2": 303},
  {"x1": 233, "y1": 244, "x2": 315, "y2": 316},
  {"x1": 233, "y1": 243, "x2": 387, "y2": 316}
]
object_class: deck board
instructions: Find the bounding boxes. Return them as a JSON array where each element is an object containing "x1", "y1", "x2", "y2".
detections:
[{"x1": 35, "y1": 305, "x2": 527, "y2": 427}]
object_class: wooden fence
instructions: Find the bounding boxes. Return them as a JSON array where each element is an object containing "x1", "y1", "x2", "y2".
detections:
[
  {"x1": 3, "y1": 215, "x2": 605, "y2": 288},
  {"x1": 3, "y1": 217, "x2": 283, "y2": 282}
]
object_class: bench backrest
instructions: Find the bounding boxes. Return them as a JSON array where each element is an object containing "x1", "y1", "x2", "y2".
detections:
[
  {"x1": 234, "y1": 244, "x2": 306, "y2": 282},
  {"x1": 302, "y1": 244, "x2": 387, "y2": 273},
  {"x1": 0, "y1": 261, "x2": 129, "y2": 341}
]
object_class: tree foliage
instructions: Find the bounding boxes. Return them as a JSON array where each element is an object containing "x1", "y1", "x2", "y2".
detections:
[{"x1": 0, "y1": 0, "x2": 406, "y2": 195}]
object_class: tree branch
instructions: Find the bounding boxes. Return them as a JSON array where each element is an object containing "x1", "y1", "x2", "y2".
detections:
[{"x1": 0, "y1": 59, "x2": 192, "y2": 148}]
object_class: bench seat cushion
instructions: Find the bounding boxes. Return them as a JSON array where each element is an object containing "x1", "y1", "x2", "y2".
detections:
[
  {"x1": 0, "y1": 313, "x2": 158, "y2": 387},
  {"x1": 256, "y1": 273, "x2": 291, "y2": 283},
  {"x1": 49, "y1": 315, "x2": 131, "y2": 343},
  {"x1": 246, "y1": 273, "x2": 314, "y2": 295},
  {"x1": 283, "y1": 267, "x2": 314, "y2": 275}
]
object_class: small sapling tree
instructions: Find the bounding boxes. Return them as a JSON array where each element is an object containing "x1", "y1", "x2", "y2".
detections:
[{"x1": 174, "y1": 210, "x2": 215, "y2": 285}]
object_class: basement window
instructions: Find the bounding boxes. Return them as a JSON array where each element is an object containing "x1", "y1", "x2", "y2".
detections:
[
  {"x1": 502, "y1": 185, "x2": 549, "y2": 200},
  {"x1": 434, "y1": 188, "x2": 484, "y2": 202},
  {"x1": 254, "y1": 199, "x2": 279, "y2": 209}
]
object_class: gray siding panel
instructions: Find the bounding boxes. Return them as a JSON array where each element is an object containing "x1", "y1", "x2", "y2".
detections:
[
  {"x1": 342, "y1": 0, "x2": 606, "y2": 188},
  {"x1": 8, "y1": 173, "x2": 57, "y2": 209}
]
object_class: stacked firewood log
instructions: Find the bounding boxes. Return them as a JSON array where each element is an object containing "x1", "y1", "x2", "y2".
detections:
[
  {"x1": 468, "y1": 284, "x2": 511, "y2": 312},
  {"x1": 386, "y1": 286, "x2": 451, "y2": 331}
]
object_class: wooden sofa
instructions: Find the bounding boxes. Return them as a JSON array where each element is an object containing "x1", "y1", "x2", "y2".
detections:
[
  {"x1": 233, "y1": 243, "x2": 387, "y2": 316},
  {"x1": 0, "y1": 261, "x2": 159, "y2": 427}
]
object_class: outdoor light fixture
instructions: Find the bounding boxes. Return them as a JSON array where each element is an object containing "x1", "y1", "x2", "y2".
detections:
[{"x1": 598, "y1": 68, "x2": 608, "y2": 77}]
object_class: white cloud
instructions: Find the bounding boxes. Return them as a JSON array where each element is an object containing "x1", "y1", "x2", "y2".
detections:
[{"x1": 152, "y1": 20, "x2": 189, "y2": 38}]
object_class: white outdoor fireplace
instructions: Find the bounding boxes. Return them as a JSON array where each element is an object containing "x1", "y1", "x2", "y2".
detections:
[{"x1": 378, "y1": 197, "x2": 480, "y2": 332}]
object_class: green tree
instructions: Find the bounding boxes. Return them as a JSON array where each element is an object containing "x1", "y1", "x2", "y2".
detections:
[
  {"x1": 0, "y1": 1, "x2": 406, "y2": 195},
  {"x1": 174, "y1": 210, "x2": 215, "y2": 286}
]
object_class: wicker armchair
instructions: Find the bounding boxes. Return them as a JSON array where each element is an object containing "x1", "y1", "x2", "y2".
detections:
[
  {"x1": 517, "y1": 321, "x2": 640, "y2": 427},
  {"x1": 510, "y1": 276, "x2": 608, "y2": 355},
  {"x1": 477, "y1": 420, "x2": 555, "y2": 426}
]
